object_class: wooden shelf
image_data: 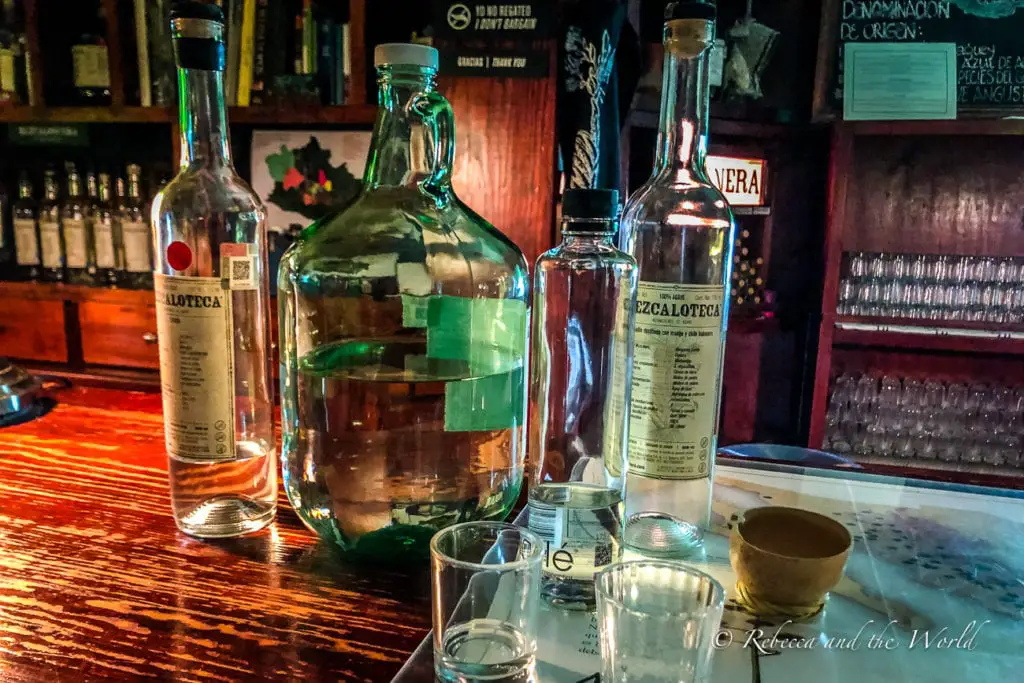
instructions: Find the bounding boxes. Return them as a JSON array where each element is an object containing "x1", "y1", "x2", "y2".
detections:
[
  {"x1": 0, "y1": 106, "x2": 171, "y2": 123},
  {"x1": 844, "y1": 118, "x2": 1024, "y2": 137},
  {"x1": 0, "y1": 280, "x2": 152, "y2": 306},
  {"x1": 833, "y1": 317, "x2": 1024, "y2": 355},
  {"x1": 627, "y1": 108, "x2": 803, "y2": 138},
  {"x1": 0, "y1": 104, "x2": 378, "y2": 126}
]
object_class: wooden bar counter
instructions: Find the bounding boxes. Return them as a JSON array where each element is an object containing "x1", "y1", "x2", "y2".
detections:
[{"x1": 0, "y1": 386, "x2": 431, "y2": 681}]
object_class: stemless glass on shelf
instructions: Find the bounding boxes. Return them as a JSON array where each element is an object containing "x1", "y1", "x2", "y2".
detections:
[
  {"x1": 823, "y1": 373, "x2": 1024, "y2": 470},
  {"x1": 836, "y1": 251, "x2": 1024, "y2": 324}
]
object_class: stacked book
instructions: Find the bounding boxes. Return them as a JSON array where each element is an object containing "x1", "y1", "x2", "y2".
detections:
[{"x1": 136, "y1": 0, "x2": 351, "y2": 107}]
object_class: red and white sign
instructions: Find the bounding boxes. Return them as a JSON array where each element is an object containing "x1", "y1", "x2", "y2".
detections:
[{"x1": 707, "y1": 155, "x2": 766, "y2": 207}]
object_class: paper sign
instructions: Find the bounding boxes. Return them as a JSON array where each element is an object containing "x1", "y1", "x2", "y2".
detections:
[
  {"x1": 843, "y1": 42, "x2": 957, "y2": 120},
  {"x1": 707, "y1": 155, "x2": 766, "y2": 206}
]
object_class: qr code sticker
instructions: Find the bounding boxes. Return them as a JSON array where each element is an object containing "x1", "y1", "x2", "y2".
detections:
[
  {"x1": 227, "y1": 255, "x2": 258, "y2": 290},
  {"x1": 594, "y1": 543, "x2": 612, "y2": 567},
  {"x1": 232, "y1": 258, "x2": 251, "y2": 281}
]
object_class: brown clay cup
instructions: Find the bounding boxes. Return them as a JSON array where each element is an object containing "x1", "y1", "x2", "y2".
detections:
[{"x1": 729, "y1": 506, "x2": 852, "y2": 619}]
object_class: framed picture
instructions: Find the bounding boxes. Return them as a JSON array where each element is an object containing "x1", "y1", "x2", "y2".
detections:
[{"x1": 250, "y1": 130, "x2": 371, "y2": 233}]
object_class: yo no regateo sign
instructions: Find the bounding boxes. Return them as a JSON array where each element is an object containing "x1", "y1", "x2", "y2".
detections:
[{"x1": 434, "y1": 2, "x2": 552, "y2": 40}]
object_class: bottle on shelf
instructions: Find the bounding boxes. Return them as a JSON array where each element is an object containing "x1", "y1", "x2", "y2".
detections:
[
  {"x1": 0, "y1": 0, "x2": 21, "y2": 105},
  {"x1": 39, "y1": 169, "x2": 64, "y2": 283},
  {"x1": 277, "y1": 43, "x2": 530, "y2": 564},
  {"x1": 91, "y1": 172, "x2": 118, "y2": 286},
  {"x1": 151, "y1": 1, "x2": 275, "y2": 538},
  {"x1": 527, "y1": 188, "x2": 637, "y2": 607},
  {"x1": 12, "y1": 172, "x2": 40, "y2": 281},
  {"x1": 619, "y1": 0, "x2": 734, "y2": 558},
  {"x1": 71, "y1": 1, "x2": 111, "y2": 104},
  {"x1": 62, "y1": 164, "x2": 92, "y2": 285},
  {"x1": 117, "y1": 164, "x2": 153, "y2": 289},
  {"x1": 0, "y1": 181, "x2": 9, "y2": 277}
]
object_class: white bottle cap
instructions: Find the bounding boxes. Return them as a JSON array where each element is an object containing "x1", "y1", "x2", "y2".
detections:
[{"x1": 374, "y1": 43, "x2": 439, "y2": 69}]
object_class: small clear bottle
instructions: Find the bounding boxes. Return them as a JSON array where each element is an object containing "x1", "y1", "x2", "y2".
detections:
[
  {"x1": 527, "y1": 189, "x2": 637, "y2": 607},
  {"x1": 38, "y1": 169, "x2": 64, "y2": 283},
  {"x1": 62, "y1": 164, "x2": 92, "y2": 285},
  {"x1": 91, "y1": 171, "x2": 118, "y2": 286},
  {"x1": 12, "y1": 172, "x2": 40, "y2": 282},
  {"x1": 118, "y1": 164, "x2": 153, "y2": 289}
]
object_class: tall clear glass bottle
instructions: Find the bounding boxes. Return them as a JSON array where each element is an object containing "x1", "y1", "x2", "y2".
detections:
[
  {"x1": 619, "y1": 0, "x2": 734, "y2": 558},
  {"x1": 91, "y1": 172, "x2": 118, "y2": 286},
  {"x1": 38, "y1": 169, "x2": 64, "y2": 283},
  {"x1": 118, "y1": 164, "x2": 153, "y2": 289},
  {"x1": 151, "y1": 1, "x2": 275, "y2": 538},
  {"x1": 278, "y1": 43, "x2": 530, "y2": 564},
  {"x1": 527, "y1": 189, "x2": 637, "y2": 607},
  {"x1": 12, "y1": 172, "x2": 40, "y2": 281},
  {"x1": 62, "y1": 164, "x2": 91, "y2": 286}
]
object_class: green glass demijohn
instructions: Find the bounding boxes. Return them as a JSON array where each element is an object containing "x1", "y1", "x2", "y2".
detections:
[{"x1": 278, "y1": 43, "x2": 530, "y2": 563}]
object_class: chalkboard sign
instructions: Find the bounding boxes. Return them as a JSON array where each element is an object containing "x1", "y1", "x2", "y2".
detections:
[{"x1": 827, "y1": 0, "x2": 1024, "y2": 111}]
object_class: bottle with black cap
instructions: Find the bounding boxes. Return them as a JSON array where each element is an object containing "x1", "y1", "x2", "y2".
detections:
[
  {"x1": 527, "y1": 188, "x2": 637, "y2": 607},
  {"x1": 277, "y1": 43, "x2": 530, "y2": 565},
  {"x1": 619, "y1": 0, "x2": 735, "y2": 558},
  {"x1": 151, "y1": 1, "x2": 275, "y2": 538}
]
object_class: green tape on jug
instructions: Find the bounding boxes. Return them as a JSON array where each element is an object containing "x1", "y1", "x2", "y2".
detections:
[
  {"x1": 401, "y1": 294, "x2": 430, "y2": 328},
  {"x1": 425, "y1": 295, "x2": 528, "y2": 432}
]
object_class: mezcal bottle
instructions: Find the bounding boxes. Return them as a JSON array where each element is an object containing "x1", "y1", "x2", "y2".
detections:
[
  {"x1": 620, "y1": 0, "x2": 734, "y2": 558},
  {"x1": 278, "y1": 43, "x2": 530, "y2": 563}
]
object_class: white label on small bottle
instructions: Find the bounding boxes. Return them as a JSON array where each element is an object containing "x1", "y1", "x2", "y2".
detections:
[
  {"x1": 627, "y1": 282, "x2": 725, "y2": 480},
  {"x1": 14, "y1": 219, "x2": 39, "y2": 265},
  {"x1": 94, "y1": 220, "x2": 116, "y2": 268},
  {"x1": 39, "y1": 221, "x2": 62, "y2": 268},
  {"x1": 63, "y1": 218, "x2": 88, "y2": 268},
  {"x1": 72, "y1": 45, "x2": 110, "y2": 89},
  {"x1": 528, "y1": 503, "x2": 617, "y2": 578},
  {"x1": 155, "y1": 274, "x2": 236, "y2": 462},
  {"x1": 122, "y1": 221, "x2": 151, "y2": 272}
]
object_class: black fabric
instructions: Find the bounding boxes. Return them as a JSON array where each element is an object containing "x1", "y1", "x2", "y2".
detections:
[{"x1": 557, "y1": 0, "x2": 633, "y2": 191}]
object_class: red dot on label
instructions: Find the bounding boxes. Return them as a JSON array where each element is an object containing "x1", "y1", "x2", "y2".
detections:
[{"x1": 167, "y1": 241, "x2": 192, "y2": 271}]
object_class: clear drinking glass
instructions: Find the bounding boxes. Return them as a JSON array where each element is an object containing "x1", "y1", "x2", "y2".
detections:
[
  {"x1": 596, "y1": 561, "x2": 725, "y2": 683},
  {"x1": 431, "y1": 522, "x2": 542, "y2": 683}
]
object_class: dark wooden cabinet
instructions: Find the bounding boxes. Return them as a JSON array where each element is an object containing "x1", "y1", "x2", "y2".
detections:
[
  {"x1": 79, "y1": 299, "x2": 159, "y2": 369},
  {"x1": 0, "y1": 293, "x2": 67, "y2": 362}
]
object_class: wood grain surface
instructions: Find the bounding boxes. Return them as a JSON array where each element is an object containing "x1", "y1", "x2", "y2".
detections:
[{"x1": 0, "y1": 386, "x2": 431, "y2": 682}]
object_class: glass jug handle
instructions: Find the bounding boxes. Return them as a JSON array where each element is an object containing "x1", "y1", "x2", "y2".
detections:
[{"x1": 411, "y1": 91, "x2": 455, "y2": 196}]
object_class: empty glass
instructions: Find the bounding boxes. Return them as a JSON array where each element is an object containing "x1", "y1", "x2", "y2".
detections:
[
  {"x1": 431, "y1": 523, "x2": 542, "y2": 683},
  {"x1": 596, "y1": 561, "x2": 725, "y2": 683}
]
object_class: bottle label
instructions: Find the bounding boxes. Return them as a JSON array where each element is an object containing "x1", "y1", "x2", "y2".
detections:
[
  {"x1": 39, "y1": 221, "x2": 62, "y2": 268},
  {"x1": 63, "y1": 219, "x2": 88, "y2": 268},
  {"x1": 627, "y1": 282, "x2": 725, "y2": 480},
  {"x1": 122, "y1": 221, "x2": 151, "y2": 272},
  {"x1": 601, "y1": 296, "x2": 634, "y2": 478},
  {"x1": 94, "y1": 220, "x2": 116, "y2": 268},
  {"x1": 154, "y1": 274, "x2": 236, "y2": 462},
  {"x1": 72, "y1": 44, "x2": 110, "y2": 88},
  {"x1": 527, "y1": 503, "x2": 618, "y2": 579},
  {"x1": 0, "y1": 48, "x2": 14, "y2": 96},
  {"x1": 14, "y1": 219, "x2": 39, "y2": 266}
]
